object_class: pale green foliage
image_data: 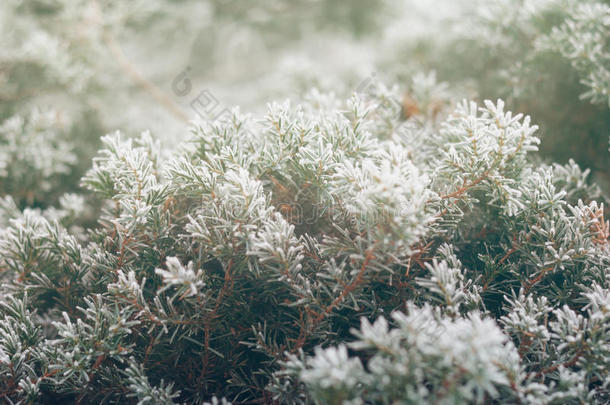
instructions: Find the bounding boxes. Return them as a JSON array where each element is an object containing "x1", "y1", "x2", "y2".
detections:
[
  {"x1": 380, "y1": 0, "x2": 610, "y2": 190},
  {"x1": 0, "y1": 108, "x2": 76, "y2": 204},
  {"x1": 0, "y1": 1, "x2": 608, "y2": 404},
  {"x1": 0, "y1": 86, "x2": 607, "y2": 403},
  {"x1": 290, "y1": 304, "x2": 525, "y2": 404},
  {"x1": 125, "y1": 360, "x2": 181, "y2": 405},
  {"x1": 155, "y1": 257, "x2": 205, "y2": 297},
  {"x1": 538, "y1": 1, "x2": 610, "y2": 106}
]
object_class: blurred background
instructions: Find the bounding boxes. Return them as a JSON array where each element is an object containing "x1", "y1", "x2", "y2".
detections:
[{"x1": 1, "y1": 0, "x2": 608, "y2": 209}]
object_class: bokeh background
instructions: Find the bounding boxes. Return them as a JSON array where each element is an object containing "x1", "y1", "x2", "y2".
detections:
[{"x1": 1, "y1": 0, "x2": 608, "y2": 209}]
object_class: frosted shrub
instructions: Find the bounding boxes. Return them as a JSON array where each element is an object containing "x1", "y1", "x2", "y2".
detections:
[
  {"x1": 0, "y1": 89, "x2": 607, "y2": 403},
  {"x1": 0, "y1": 1, "x2": 608, "y2": 403}
]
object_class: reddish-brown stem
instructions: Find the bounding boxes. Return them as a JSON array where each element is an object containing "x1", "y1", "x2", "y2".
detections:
[{"x1": 200, "y1": 258, "x2": 234, "y2": 380}]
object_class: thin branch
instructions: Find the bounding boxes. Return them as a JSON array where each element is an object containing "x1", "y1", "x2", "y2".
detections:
[{"x1": 91, "y1": 0, "x2": 189, "y2": 123}]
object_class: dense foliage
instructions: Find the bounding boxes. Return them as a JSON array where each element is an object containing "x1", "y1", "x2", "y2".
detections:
[{"x1": 0, "y1": 0, "x2": 608, "y2": 404}]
